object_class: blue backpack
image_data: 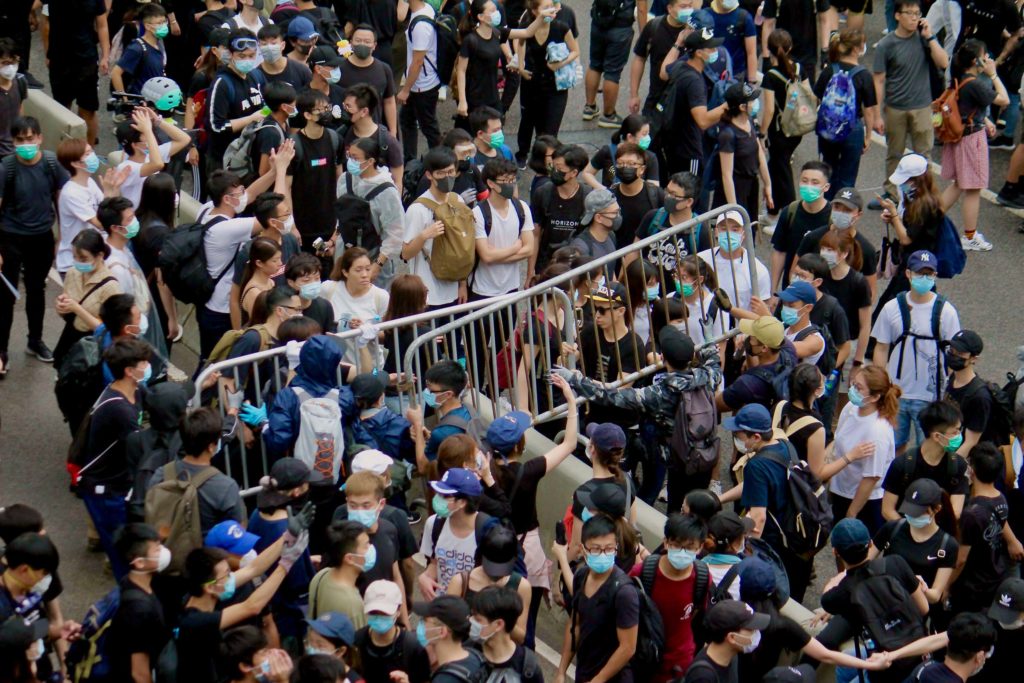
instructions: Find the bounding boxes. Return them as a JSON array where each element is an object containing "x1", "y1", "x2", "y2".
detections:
[
  {"x1": 65, "y1": 587, "x2": 122, "y2": 682},
  {"x1": 934, "y1": 215, "x2": 966, "y2": 278},
  {"x1": 815, "y1": 64, "x2": 865, "y2": 142}
]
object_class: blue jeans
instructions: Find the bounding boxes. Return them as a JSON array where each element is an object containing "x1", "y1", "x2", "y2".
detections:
[
  {"x1": 82, "y1": 492, "x2": 129, "y2": 580},
  {"x1": 1004, "y1": 92, "x2": 1021, "y2": 139},
  {"x1": 885, "y1": 0, "x2": 897, "y2": 31},
  {"x1": 896, "y1": 397, "x2": 931, "y2": 450},
  {"x1": 819, "y1": 124, "x2": 865, "y2": 200}
]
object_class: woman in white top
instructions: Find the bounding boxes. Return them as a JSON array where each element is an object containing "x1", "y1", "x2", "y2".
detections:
[
  {"x1": 622, "y1": 259, "x2": 658, "y2": 346},
  {"x1": 322, "y1": 247, "x2": 390, "y2": 365},
  {"x1": 55, "y1": 139, "x2": 127, "y2": 276},
  {"x1": 703, "y1": 511, "x2": 750, "y2": 602},
  {"x1": 675, "y1": 256, "x2": 727, "y2": 344},
  {"x1": 829, "y1": 365, "x2": 900, "y2": 534}
]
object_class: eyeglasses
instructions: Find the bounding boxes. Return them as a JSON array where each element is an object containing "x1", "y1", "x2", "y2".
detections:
[
  {"x1": 616, "y1": 161, "x2": 644, "y2": 169},
  {"x1": 898, "y1": 9, "x2": 921, "y2": 17},
  {"x1": 231, "y1": 37, "x2": 259, "y2": 51},
  {"x1": 205, "y1": 572, "x2": 231, "y2": 585},
  {"x1": 593, "y1": 305, "x2": 622, "y2": 314},
  {"x1": 584, "y1": 546, "x2": 618, "y2": 555}
]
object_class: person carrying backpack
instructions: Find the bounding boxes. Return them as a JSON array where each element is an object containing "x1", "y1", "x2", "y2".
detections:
[
  {"x1": 399, "y1": 0, "x2": 444, "y2": 162},
  {"x1": 680, "y1": 599, "x2": 770, "y2": 683},
  {"x1": 405, "y1": 359, "x2": 475, "y2": 475},
  {"x1": 718, "y1": 316, "x2": 797, "y2": 412},
  {"x1": 813, "y1": 29, "x2": 879, "y2": 197},
  {"x1": 470, "y1": 585, "x2": 544, "y2": 682},
  {"x1": 125, "y1": 382, "x2": 190, "y2": 522},
  {"x1": 557, "y1": 513, "x2": 643, "y2": 683},
  {"x1": 945, "y1": 330, "x2": 1014, "y2": 449},
  {"x1": 413, "y1": 595, "x2": 489, "y2": 683},
  {"x1": 816, "y1": 518, "x2": 929, "y2": 683}
]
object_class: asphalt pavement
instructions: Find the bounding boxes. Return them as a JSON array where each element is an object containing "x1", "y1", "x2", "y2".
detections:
[{"x1": 3, "y1": 2, "x2": 1024, "y2": 679}]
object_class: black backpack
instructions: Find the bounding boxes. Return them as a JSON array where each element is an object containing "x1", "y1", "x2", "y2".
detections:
[
  {"x1": 748, "y1": 343, "x2": 799, "y2": 405},
  {"x1": 571, "y1": 565, "x2": 665, "y2": 681},
  {"x1": 408, "y1": 12, "x2": 460, "y2": 86},
  {"x1": 55, "y1": 335, "x2": 105, "y2": 433},
  {"x1": 669, "y1": 384, "x2": 720, "y2": 476},
  {"x1": 432, "y1": 647, "x2": 489, "y2": 683},
  {"x1": 758, "y1": 440, "x2": 834, "y2": 556},
  {"x1": 336, "y1": 181, "x2": 393, "y2": 256},
  {"x1": 402, "y1": 158, "x2": 426, "y2": 208},
  {"x1": 850, "y1": 557, "x2": 927, "y2": 651},
  {"x1": 955, "y1": 378, "x2": 1014, "y2": 447},
  {"x1": 889, "y1": 293, "x2": 949, "y2": 401},
  {"x1": 158, "y1": 215, "x2": 232, "y2": 306}
]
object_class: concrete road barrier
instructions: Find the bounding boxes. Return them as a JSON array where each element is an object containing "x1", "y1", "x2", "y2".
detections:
[{"x1": 23, "y1": 89, "x2": 87, "y2": 144}]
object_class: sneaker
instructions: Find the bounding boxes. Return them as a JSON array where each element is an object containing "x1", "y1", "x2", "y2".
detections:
[
  {"x1": 998, "y1": 183, "x2": 1024, "y2": 208},
  {"x1": 989, "y1": 135, "x2": 1015, "y2": 150},
  {"x1": 657, "y1": 485, "x2": 668, "y2": 504},
  {"x1": 582, "y1": 104, "x2": 599, "y2": 121},
  {"x1": 961, "y1": 233, "x2": 993, "y2": 251},
  {"x1": 598, "y1": 112, "x2": 623, "y2": 128},
  {"x1": 406, "y1": 510, "x2": 423, "y2": 525},
  {"x1": 22, "y1": 72, "x2": 44, "y2": 90},
  {"x1": 759, "y1": 213, "x2": 778, "y2": 237},
  {"x1": 867, "y1": 193, "x2": 892, "y2": 210},
  {"x1": 27, "y1": 340, "x2": 53, "y2": 363}
]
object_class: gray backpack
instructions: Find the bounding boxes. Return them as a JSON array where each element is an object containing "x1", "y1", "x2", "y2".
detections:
[
  {"x1": 222, "y1": 120, "x2": 283, "y2": 179},
  {"x1": 669, "y1": 385, "x2": 720, "y2": 475}
]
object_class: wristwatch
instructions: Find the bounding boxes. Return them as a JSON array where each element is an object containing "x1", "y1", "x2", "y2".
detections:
[{"x1": 375, "y1": 254, "x2": 388, "y2": 267}]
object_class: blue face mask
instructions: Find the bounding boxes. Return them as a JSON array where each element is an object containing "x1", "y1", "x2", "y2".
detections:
[
  {"x1": 848, "y1": 386, "x2": 865, "y2": 407},
  {"x1": 910, "y1": 275, "x2": 935, "y2": 295},
  {"x1": 780, "y1": 306, "x2": 800, "y2": 327},
  {"x1": 676, "y1": 7, "x2": 694, "y2": 23},
  {"x1": 423, "y1": 388, "x2": 439, "y2": 408},
  {"x1": 586, "y1": 552, "x2": 615, "y2": 574},
  {"x1": 346, "y1": 157, "x2": 365, "y2": 176},
  {"x1": 667, "y1": 548, "x2": 698, "y2": 570},
  {"x1": 83, "y1": 152, "x2": 100, "y2": 174},
  {"x1": 706, "y1": 49, "x2": 719, "y2": 65},
  {"x1": 73, "y1": 260, "x2": 96, "y2": 273},
  {"x1": 646, "y1": 285, "x2": 660, "y2": 301},
  {"x1": 349, "y1": 507, "x2": 379, "y2": 528},
  {"x1": 904, "y1": 513, "x2": 932, "y2": 528},
  {"x1": 581, "y1": 508, "x2": 595, "y2": 523},
  {"x1": 367, "y1": 614, "x2": 397, "y2": 634},
  {"x1": 135, "y1": 364, "x2": 153, "y2": 385},
  {"x1": 327, "y1": 67, "x2": 341, "y2": 83},
  {"x1": 717, "y1": 231, "x2": 743, "y2": 252},
  {"x1": 299, "y1": 281, "x2": 322, "y2": 300},
  {"x1": 416, "y1": 620, "x2": 432, "y2": 648},
  {"x1": 234, "y1": 58, "x2": 258, "y2": 74},
  {"x1": 749, "y1": 98, "x2": 761, "y2": 118},
  {"x1": 218, "y1": 572, "x2": 237, "y2": 601},
  {"x1": 356, "y1": 545, "x2": 377, "y2": 572}
]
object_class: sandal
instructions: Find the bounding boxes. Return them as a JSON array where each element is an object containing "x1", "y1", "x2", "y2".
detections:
[{"x1": 0, "y1": 351, "x2": 8, "y2": 379}]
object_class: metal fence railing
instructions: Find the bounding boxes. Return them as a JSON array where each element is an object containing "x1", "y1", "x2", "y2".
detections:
[{"x1": 191, "y1": 204, "x2": 758, "y2": 492}]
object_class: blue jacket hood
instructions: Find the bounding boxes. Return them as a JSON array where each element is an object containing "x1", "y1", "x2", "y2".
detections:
[{"x1": 291, "y1": 335, "x2": 343, "y2": 396}]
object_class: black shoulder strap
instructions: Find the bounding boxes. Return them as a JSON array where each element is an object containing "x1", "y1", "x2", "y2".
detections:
[
  {"x1": 693, "y1": 559, "x2": 710, "y2": 611},
  {"x1": 512, "y1": 199, "x2": 525, "y2": 234},
  {"x1": 883, "y1": 519, "x2": 908, "y2": 553},
  {"x1": 793, "y1": 324, "x2": 821, "y2": 342},
  {"x1": 429, "y1": 515, "x2": 447, "y2": 556},
  {"x1": 78, "y1": 276, "x2": 118, "y2": 306},
  {"x1": 364, "y1": 182, "x2": 396, "y2": 201},
  {"x1": 645, "y1": 181, "x2": 660, "y2": 209},
  {"x1": 345, "y1": 172, "x2": 353, "y2": 196},
  {"x1": 900, "y1": 448, "x2": 919, "y2": 490},
  {"x1": 480, "y1": 199, "x2": 493, "y2": 237},
  {"x1": 16, "y1": 74, "x2": 28, "y2": 100},
  {"x1": 716, "y1": 563, "x2": 742, "y2": 597},
  {"x1": 640, "y1": 553, "x2": 660, "y2": 595},
  {"x1": 508, "y1": 462, "x2": 527, "y2": 503}
]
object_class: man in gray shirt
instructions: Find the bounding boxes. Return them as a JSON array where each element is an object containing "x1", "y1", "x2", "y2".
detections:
[
  {"x1": 572, "y1": 188, "x2": 620, "y2": 279},
  {"x1": 872, "y1": 0, "x2": 949, "y2": 201},
  {"x1": 147, "y1": 406, "x2": 246, "y2": 535}
]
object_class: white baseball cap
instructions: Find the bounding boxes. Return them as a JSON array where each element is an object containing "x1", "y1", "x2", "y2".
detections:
[
  {"x1": 351, "y1": 449, "x2": 394, "y2": 475},
  {"x1": 363, "y1": 580, "x2": 403, "y2": 615},
  {"x1": 715, "y1": 209, "x2": 745, "y2": 227},
  {"x1": 889, "y1": 153, "x2": 929, "y2": 186}
]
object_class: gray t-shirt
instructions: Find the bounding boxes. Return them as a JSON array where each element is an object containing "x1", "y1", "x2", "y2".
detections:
[
  {"x1": 148, "y1": 460, "x2": 246, "y2": 535},
  {"x1": 872, "y1": 31, "x2": 933, "y2": 110},
  {"x1": 0, "y1": 155, "x2": 70, "y2": 235},
  {"x1": 571, "y1": 228, "x2": 617, "y2": 261}
]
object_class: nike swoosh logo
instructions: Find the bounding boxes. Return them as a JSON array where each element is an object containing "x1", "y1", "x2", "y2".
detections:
[{"x1": 926, "y1": 555, "x2": 939, "y2": 561}]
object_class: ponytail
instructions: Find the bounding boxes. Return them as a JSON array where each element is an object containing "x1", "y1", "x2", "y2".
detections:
[
  {"x1": 594, "y1": 444, "x2": 625, "y2": 482},
  {"x1": 828, "y1": 27, "x2": 865, "y2": 65},
  {"x1": 855, "y1": 365, "x2": 902, "y2": 425},
  {"x1": 767, "y1": 29, "x2": 796, "y2": 81}
]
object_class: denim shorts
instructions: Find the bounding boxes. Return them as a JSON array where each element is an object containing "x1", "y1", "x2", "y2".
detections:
[
  {"x1": 896, "y1": 397, "x2": 931, "y2": 449},
  {"x1": 588, "y1": 25, "x2": 634, "y2": 82}
]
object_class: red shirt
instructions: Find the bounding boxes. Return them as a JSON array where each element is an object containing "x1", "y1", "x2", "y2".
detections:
[{"x1": 630, "y1": 558, "x2": 709, "y2": 683}]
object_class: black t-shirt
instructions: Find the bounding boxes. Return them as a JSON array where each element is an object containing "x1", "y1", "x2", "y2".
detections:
[
  {"x1": 668, "y1": 62, "x2": 711, "y2": 162},
  {"x1": 531, "y1": 182, "x2": 589, "y2": 266},
  {"x1": 289, "y1": 129, "x2": 341, "y2": 242},
  {"x1": 613, "y1": 182, "x2": 664, "y2": 248},
  {"x1": 575, "y1": 567, "x2": 641, "y2": 683},
  {"x1": 342, "y1": 126, "x2": 404, "y2": 175},
  {"x1": 301, "y1": 296, "x2": 339, "y2": 334},
  {"x1": 176, "y1": 607, "x2": 225, "y2": 683},
  {"x1": 958, "y1": 494, "x2": 1011, "y2": 595},
  {"x1": 352, "y1": 0, "x2": 401, "y2": 49},
  {"x1": 739, "y1": 613, "x2": 811, "y2": 683},
  {"x1": 485, "y1": 644, "x2": 543, "y2": 682},
  {"x1": 763, "y1": 0, "x2": 817, "y2": 71},
  {"x1": 770, "y1": 201, "x2": 832, "y2": 287},
  {"x1": 684, "y1": 648, "x2": 738, "y2": 683},
  {"x1": 962, "y1": 0, "x2": 1024, "y2": 57},
  {"x1": 134, "y1": 217, "x2": 171, "y2": 277},
  {"x1": 260, "y1": 59, "x2": 314, "y2": 90},
  {"x1": 913, "y1": 662, "x2": 967, "y2": 683},
  {"x1": 337, "y1": 59, "x2": 396, "y2": 123},
  {"x1": 636, "y1": 210, "x2": 712, "y2": 275},
  {"x1": 633, "y1": 15, "x2": 686, "y2": 107},
  {"x1": 79, "y1": 387, "x2": 142, "y2": 494},
  {"x1": 763, "y1": 63, "x2": 808, "y2": 136},
  {"x1": 809, "y1": 292, "x2": 850, "y2": 350},
  {"x1": 717, "y1": 121, "x2": 759, "y2": 178},
  {"x1": 947, "y1": 377, "x2": 1000, "y2": 445},
  {"x1": 821, "y1": 267, "x2": 872, "y2": 339},
  {"x1": 459, "y1": 29, "x2": 508, "y2": 111},
  {"x1": 251, "y1": 116, "x2": 289, "y2": 175},
  {"x1": 872, "y1": 519, "x2": 958, "y2": 586},
  {"x1": 0, "y1": 155, "x2": 71, "y2": 236},
  {"x1": 47, "y1": 0, "x2": 107, "y2": 61},
  {"x1": 881, "y1": 448, "x2": 971, "y2": 504},
  {"x1": 777, "y1": 402, "x2": 824, "y2": 464},
  {"x1": 797, "y1": 226, "x2": 879, "y2": 281},
  {"x1": 433, "y1": 650, "x2": 488, "y2": 683},
  {"x1": 956, "y1": 77, "x2": 997, "y2": 128},
  {"x1": 109, "y1": 578, "x2": 168, "y2": 682},
  {"x1": 197, "y1": 7, "x2": 236, "y2": 42},
  {"x1": 813, "y1": 61, "x2": 878, "y2": 116},
  {"x1": 356, "y1": 627, "x2": 432, "y2": 683},
  {"x1": 332, "y1": 512, "x2": 401, "y2": 587},
  {"x1": 820, "y1": 555, "x2": 920, "y2": 624},
  {"x1": 578, "y1": 327, "x2": 644, "y2": 426},
  {"x1": 523, "y1": 21, "x2": 571, "y2": 92},
  {"x1": 498, "y1": 457, "x2": 548, "y2": 534}
]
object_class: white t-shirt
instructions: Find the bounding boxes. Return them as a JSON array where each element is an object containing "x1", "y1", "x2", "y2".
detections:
[
  {"x1": 634, "y1": 306, "x2": 651, "y2": 346},
  {"x1": 403, "y1": 190, "x2": 462, "y2": 307},
  {"x1": 106, "y1": 243, "x2": 152, "y2": 313},
  {"x1": 471, "y1": 199, "x2": 533, "y2": 297},
  {"x1": 707, "y1": 563, "x2": 742, "y2": 601},
  {"x1": 320, "y1": 280, "x2": 390, "y2": 364},
  {"x1": 116, "y1": 141, "x2": 173, "y2": 208},
  {"x1": 203, "y1": 214, "x2": 257, "y2": 313},
  {"x1": 675, "y1": 290, "x2": 728, "y2": 343},
  {"x1": 829, "y1": 402, "x2": 896, "y2": 500},
  {"x1": 406, "y1": 6, "x2": 441, "y2": 92},
  {"x1": 697, "y1": 247, "x2": 770, "y2": 311},
  {"x1": 57, "y1": 179, "x2": 104, "y2": 273},
  {"x1": 420, "y1": 514, "x2": 478, "y2": 595},
  {"x1": 223, "y1": 13, "x2": 271, "y2": 35},
  {"x1": 870, "y1": 294, "x2": 961, "y2": 401},
  {"x1": 786, "y1": 325, "x2": 825, "y2": 367}
]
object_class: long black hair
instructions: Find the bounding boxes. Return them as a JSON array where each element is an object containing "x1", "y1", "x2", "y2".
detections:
[{"x1": 137, "y1": 172, "x2": 177, "y2": 230}]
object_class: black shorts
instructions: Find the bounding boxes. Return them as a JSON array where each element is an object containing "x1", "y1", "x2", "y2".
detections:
[
  {"x1": 49, "y1": 60, "x2": 100, "y2": 112},
  {"x1": 824, "y1": 0, "x2": 872, "y2": 13}
]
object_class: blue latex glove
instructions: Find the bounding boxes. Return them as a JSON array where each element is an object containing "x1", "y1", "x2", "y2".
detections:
[{"x1": 239, "y1": 402, "x2": 268, "y2": 427}]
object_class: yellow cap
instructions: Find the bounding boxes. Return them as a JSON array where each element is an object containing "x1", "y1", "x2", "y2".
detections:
[{"x1": 739, "y1": 316, "x2": 785, "y2": 349}]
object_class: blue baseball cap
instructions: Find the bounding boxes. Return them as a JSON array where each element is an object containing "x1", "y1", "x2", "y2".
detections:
[
  {"x1": 486, "y1": 411, "x2": 533, "y2": 454},
  {"x1": 430, "y1": 468, "x2": 483, "y2": 498},
  {"x1": 777, "y1": 280, "x2": 817, "y2": 305},
  {"x1": 722, "y1": 404, "x2": 772, "y2": 433},
  {"x1": 585, "y1": 422, "x2": 626, "y2": 452},
  {"x1": 305, "y1": 612, "x2": 356, "y2": 646},
  {"x1": 204, "y1": 521, "x2": 259, "y2": 556},
  {"x1": 287, "y1": 16, "x2": 318, "y2": 41},
  {"x1": 908, "y1": 250, "x2": 938, "y2": 273},
  {"x1": 739, "y1": 558, "x2": 777, "y2": 602},
  {"x1": 830, "y1": 518, "x2": 871, "y2": 552}
]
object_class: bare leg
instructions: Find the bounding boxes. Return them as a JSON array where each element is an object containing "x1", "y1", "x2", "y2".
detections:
[
  {"x1": 1007, "y1": 143, "x2": 1024, "y2": 183},
  {"x1": 602, "y1": 79, "x2": 620, "y2": 116},
  {"x1": 585, "y1": 68, "x2": 601, "y2": 108},
  {"x1": 79, "y1": 108, "x2": 98, "y2": 146},
  {"x1": 961, "y1": 189, "x2": 981, "y2": 235},
  {"x1": 940, "y1": 181, "x2": 961, "y2": 213}
]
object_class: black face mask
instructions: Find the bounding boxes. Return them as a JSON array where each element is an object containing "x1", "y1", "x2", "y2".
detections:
[
  {"x1": 664, "y1": 196, "x2": 681, "y2": 214},
  {"x1": 550, "y1": 169, "x2": 569, "y2": 186},
  {"x1": 616, "y1": 166, "x2": 639, "y2": 184},
  {"x1": 436, "y1": 176, "x2": 454, "y2": 193},
  {"x1": 945, "y1": 352, "x2": 968, "y2": 372},
  {"x1": 315, "y1": 111, "x2": 334, "y2": 127},
  {"x1": 497, "y1": 182, "x2": 516, "y2": 199},
  {"x1": 336, "y1": 109, "x2": 353, "y2": 126}
]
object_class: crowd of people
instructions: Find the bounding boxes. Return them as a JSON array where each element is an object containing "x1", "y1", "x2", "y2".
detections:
[{"x1": 1, "y1": 0, "x2": 1024, "y2": 682}]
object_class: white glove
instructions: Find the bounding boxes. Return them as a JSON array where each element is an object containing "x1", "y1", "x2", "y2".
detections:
[
  {"x1": 285, "y1": 340, "x2": 305, "y2": 372},
  {"x1": 459, "y1": 187, "x2": 478, "y2": 206},
  {"x1": 508, "y1": 53, "x2": 519, "y2": 70},
  {"x1": 357, "y1": 321, "x2": 379, "y2": 348},
  {"x1": 550, "y1": 365, "x2": 580, "y2": 382},
  {"x1": 226, "y1": 390, "x2": 244, "y2": 410}
]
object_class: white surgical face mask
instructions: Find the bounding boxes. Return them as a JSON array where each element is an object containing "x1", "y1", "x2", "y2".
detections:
[
  {"x1": 734, "y1": 436, "x2": 749, "y2": 454},
  {"x1": 0, "y1": 64, "x2": 18, "y2": 81},
  {"x1": 31, "y1": 574, "x2": 53, "y2": 596}
]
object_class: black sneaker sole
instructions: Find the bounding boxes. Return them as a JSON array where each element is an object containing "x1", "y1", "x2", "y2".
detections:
[
  {"x1": 997, "y1": 195, "x2": 1024, "y2": 209},
  {"x1": 26, "y1": 349, "x2": 54, "y2": 363}
]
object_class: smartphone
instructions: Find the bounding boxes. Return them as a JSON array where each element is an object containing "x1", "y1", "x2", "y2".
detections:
[
  {"x1": 555, "y1": 520, "x2": 567, "y2": 545},
  {"x1": 312, "y1": 237, "x2": 326, "y2": 255}
]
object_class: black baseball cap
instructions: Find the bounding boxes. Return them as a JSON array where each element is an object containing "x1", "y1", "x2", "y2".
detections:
[
  {"x1": 257, "y1": 458, "x2": 314, "y2": 508},
  {"x1": 684, "y1": 26, "x2": 725, "y2": 50},
  {"x1": 763, "y1": 664, "x2": 817, "y2": 683},
  {"x1": 577, "y1": 481, "x2": 628, "y2": 519},
  {"x1": 708, "y1": 511, "x2": 754, "y2": 546},
  {"x1": 480, "y1": 525, "x2": 518, "y2": 579},
  {"x1": 659, "y1": 326, "x2": 695, "y2": 369},
  {"x1": 989, "y1": 577, "x2": 1024, "y2": 623},
  {"x1": 724, "y1": 82, "x2": 761, "y2": 108},
  {"x1": 351, "y1": 372, "x2": 387, "y2": 403},
  {"x1": 309, "y1": 45, "x2": 344, "y2": 68},
  {"x1": 898, "y1": 478, "x2": 942, "y2": 517},
  {"x1": 948, "y1": 330, "x2": 983, "y2": 356},
  {"x1": 705, "y1": 599, "x2": 770, "y2": 633},
  {"x1": 412, "y1": 595, "x2": 470, "y2": 632}
]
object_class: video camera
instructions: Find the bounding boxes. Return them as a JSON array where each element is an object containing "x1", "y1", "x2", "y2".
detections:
[{"x1": 106, "y1": 92, "x2": 150, "y2": 116}]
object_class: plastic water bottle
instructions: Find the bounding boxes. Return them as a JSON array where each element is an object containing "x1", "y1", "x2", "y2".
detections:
[{"x1": 824, "y1": 369, "x2": 840, "y2": 396}]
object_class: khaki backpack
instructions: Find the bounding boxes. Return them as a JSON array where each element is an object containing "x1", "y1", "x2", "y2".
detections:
[
  {"x1": 144, "y1": 462, "x2": 220, "y2": 575},
  {"x1": 932, "y1": 77, "x2": 975, "y2": 144},
  {"x1": 415, "y1": 195, "x2": 477, "y2": 281},
  {"x1": 206, "y1": 324, "x2": 273, "y2": 367}
]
